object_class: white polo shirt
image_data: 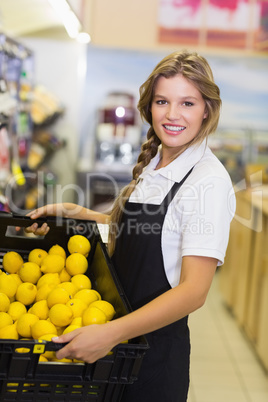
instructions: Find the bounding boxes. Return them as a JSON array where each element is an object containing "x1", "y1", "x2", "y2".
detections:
[{"x1": 129, "y1": 140, "x2": 236, "y2": 288}]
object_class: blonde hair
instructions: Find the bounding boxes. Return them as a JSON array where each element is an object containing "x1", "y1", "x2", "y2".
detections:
[{"x1": 108, "y1": 50, "x2": 221, "y2": 255}]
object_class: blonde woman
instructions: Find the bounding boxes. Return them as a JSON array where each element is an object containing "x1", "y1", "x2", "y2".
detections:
[{"x1": 27, "y1": 51, "x2": 236, "y2": 401}]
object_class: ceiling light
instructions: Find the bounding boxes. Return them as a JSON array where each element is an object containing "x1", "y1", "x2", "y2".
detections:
[
  {"x1": 48, "y1": 0, "x2": 82, "y2": 39},
  {"x1": 76, "y1": 32, "x2": 91, "y2": 44}
]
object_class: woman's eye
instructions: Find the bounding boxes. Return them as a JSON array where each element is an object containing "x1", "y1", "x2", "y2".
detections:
[
  {"x1": 156, "y1": 100, "x2": 167, "y2": 105},
  {"x1": 183, "y1": 101, "x2": 194, "y2": 107}
]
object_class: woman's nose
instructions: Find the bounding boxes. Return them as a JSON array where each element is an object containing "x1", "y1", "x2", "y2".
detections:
[{"x1": 166, "y1": 105, "x2": 180, "y2": 120}]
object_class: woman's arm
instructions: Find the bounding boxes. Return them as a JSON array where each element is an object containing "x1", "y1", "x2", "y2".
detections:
[
  {"x1": 53, "y1": 255, "x2": 217, "y2": 363},
  {"x1": 25, "y1": 203, "x2": 111, "y2": 235}
]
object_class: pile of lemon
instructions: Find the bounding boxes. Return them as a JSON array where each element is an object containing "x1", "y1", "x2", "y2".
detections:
[{"x1": 0, "y1": 234, "x2": 115, "y2": 363}]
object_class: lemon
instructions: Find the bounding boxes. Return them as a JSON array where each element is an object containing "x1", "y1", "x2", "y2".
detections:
[
  {"x1": 41, "y1": 255, "x2": 65, "y2": 274},
  {"x1": 16, "y1": 282, "x2": 37, "y2": 306},
  {"x1": 66, "y1": 298, "x2": 87, "y2": 318},
  {"x1": 37, "y1": 273, "x2": 60, "y2": 289},
  {"x1": 0, "y1": 312, "x2": 13, "y2": 329},
  {"x1": 65, "y1": 253, "x2": 88, "y2": 276},
  {"x1": 9, "y1": 274, "x2": 23, "y2": 287},
  {"x1": 82, "y1": 306, "x2": 107, "y2": 326},
  {"x1": 89, "y1": 300, "x2": 116, "y2": 321},
  {"x1": 51, "y1": 357, "x2": 73, "y2": 363},
  {"x1": 0, "y1": 273, "x2": 18, "y2": 298},
  {"x1": 35, "y1": 283, "x2": 56, "y2": 302},
  {"x1": 31, "y1": 319, "x2": 57, "y2": 339},
  {"x1": 47, "y1": 287, "x2": 71, "y2": 309},
  {"x1": 0, "y1": 323, "x2": 19, "y2": 339},
  {"x1": 49, "y1": 304, "x2": 73, "y2": 327},
  {"x1": 62, "y1": 324, "x2": 81, "y2": 335},
  {"x1": 48, "y1": 244, "x2": 66, "y2": 260},
  {"x1": 16, "y1": 313, "x2": 39, "y2": 338},
  {"x1": 28, "y1": 248, "x2": 48, "y2": 266},
  {"x1": 39, "y1": 355, "x2": 48, "y2": 362},
  {"x1": 71, "y1": 274, "x2": 91, "y2": 290},
  {"x1": 8, "y1": 301, "x2": 27, "y2": 321},
  {"x1": 18, "y1": 262, "x2": 42, "y2": 284},
  {"x1": 59, "y1": 268, "x2": 71, "y2": 282},
  {"x1": 67, "y1": 235, "x2": 91, "y2": 256},
  {"x1": 71, "y1": 317, "x2": 83, "y2": 326},
  {"x1": 2, "y1": 251, "x2": 24, "y2": 274},
  {"x1": 29, "y1": 300, "x2": 49, "y2": 320},
  {"x1": 74, "y1": 289, "x2": 99, "y2": 306},
  {"x1": 56, "y1": 282, "x2": 78, "y2": 297},
  {"x1": 0, "y1": 292, "x2": 10, "y2": 312},
  {"x1": 38, "y1": 333, "x2": 57, "y2": 360}
]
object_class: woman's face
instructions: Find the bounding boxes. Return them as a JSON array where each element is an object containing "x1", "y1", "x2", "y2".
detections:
[{"x1": 151, "y1": 74, "x2": 207, "y2": 160}]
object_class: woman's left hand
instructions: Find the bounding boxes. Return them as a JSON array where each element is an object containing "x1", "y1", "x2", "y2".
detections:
[{"x1": 52, "y1": 324, "x2": 116, "y2": 363}]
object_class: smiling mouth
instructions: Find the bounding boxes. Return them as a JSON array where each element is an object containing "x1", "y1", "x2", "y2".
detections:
[{"x1": 163, "y1": 125, "x2": 186, "y2": 132}]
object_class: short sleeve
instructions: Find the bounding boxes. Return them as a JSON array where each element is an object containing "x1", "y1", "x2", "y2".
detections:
[{"x1": 176, "y1": 175, "x2": 236, "y2": 265}]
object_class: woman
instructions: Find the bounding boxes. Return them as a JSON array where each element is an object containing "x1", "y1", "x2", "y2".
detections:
[{"x1": 26, "y1": 50, "x2": 236, "y2": 401}]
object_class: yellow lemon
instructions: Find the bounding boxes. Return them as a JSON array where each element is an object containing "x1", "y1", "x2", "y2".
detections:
[
  {"x1": 66, "y1": 298, "x2": 87, "y2": 318},
  {"x1": 41, "y1": 255, "x2": 65, "y2": 274},
  {"x1": 16, "y1": 313, "x2": 39, "y2": 338},
  {"x1": 56, "y1": 282, "x2": 78, "y2": 297},
  {"x1": 59, "y1": 268, "x2": 71, "y2": 282},
  {"x1": 65, "y1": 253, "x2": 88, "y2": 276},
  {"x1": 49, "y1": 304, "x2": 73, "y2": 327},
  {"x1": 2, "y1": 251, "x2": 24, "y2": 274},
  {"x1": 38, "y1": 333, "x2": 57, "y2": 360},
  {"x1": 0, "y1": 292, "x2": 10, "y2": 312},
  {"x1": 74, "y1": 289, "x2": 99, "y2": 306},
  {"x1": 9, "y1": 274, "x2": 23, "y2": 287},
  {"x1": 8, "y1": 301, "x2": 27, "y2": 322},
  {"x1": 0, "y1": 312, "x2": 13, "y2": 329},
  {"x1": 37, "y1": 273, "x2": 60, "y2": 289},
  {"x1": 29, "y1": 300, "x2": 49, "y2": 320},
  {"x1": 31, "y1": 319, "x2": 57, "y2": 339},
  {"x1": 39, "y1": 355, "x2": 48, "y2": 362},
  {"x1": 48, "y1": 244, "x2": 66, "y2": 260},
  {"x1": 46, "y1": 288, "x2": 71, "y2": 309},
  {"x1": 35, "y1": 283, "x2": 56, "y2": 302},
  {"x1": 71, "y1": 274, "x2": 91, "y2": 291},
  {"x1": 18, "y1": 262, "x2": 42, "y2": 284},
  {"x1": 51, "y1": 357, "x2": 73, "y2": 363},
  {"x1": 0, "y1": 323, "x2": 19, "y2": 339},
  {"x1": 0, "y1": 273, "x2": 18, "y2": 298},
  {"x1": 28, "y1": 248, "x2": 48, "y2": 266},
  {"x1": 62, "y1": 324, "x2": 81, "y2": 335},
  {"x1": 82, "y1": 306, "x2": 107, "y2": 326},
  {"x1": 67, "y1": 235, "x2": 91, "y2": 256},
  {"x1": 89, "y1": 300, "x2": 116, "y2": 321},
  {"x1": 16, "y1": 283, "x2": 37, "y2": 306},
  {"x1": 71, "y1": 317, "x2": 83, "y2": 326}
]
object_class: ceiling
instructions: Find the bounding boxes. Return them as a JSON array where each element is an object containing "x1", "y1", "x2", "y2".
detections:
[{"x1": 0, "y1": 0, "x2": 77, "y2": 39}]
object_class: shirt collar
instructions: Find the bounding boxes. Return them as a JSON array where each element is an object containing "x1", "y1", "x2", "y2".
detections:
[{"x1": 139, "y1": 140, "x2": 207, "y2": 183}]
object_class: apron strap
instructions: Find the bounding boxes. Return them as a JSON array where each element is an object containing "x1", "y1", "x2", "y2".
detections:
[{"x1": 162, "y1": 166, "x2": 194, "y2": 207}]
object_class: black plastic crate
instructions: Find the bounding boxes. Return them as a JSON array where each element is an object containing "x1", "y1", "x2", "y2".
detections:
[{"x1": 0, "y1": 213, "x2": 148, "y2": 402}]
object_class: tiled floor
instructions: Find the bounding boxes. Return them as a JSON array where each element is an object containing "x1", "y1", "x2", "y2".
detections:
[{"x1": 187, "y1": 270, "x2": 268, "y2": 402}]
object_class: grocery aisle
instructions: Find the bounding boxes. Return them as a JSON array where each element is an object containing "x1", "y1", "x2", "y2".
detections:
[{"x1": 187, "y1": 269, "x2": 268, "y2": 402}]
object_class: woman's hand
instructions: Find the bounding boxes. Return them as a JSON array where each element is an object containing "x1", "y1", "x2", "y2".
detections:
[
  {"x1": 52, "y1": 323, "x2": 117, "y2": 363},
  {"x1": 24, "y1": 203, "x2": 85, "y2": 236}
]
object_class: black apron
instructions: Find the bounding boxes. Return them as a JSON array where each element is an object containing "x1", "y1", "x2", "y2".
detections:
[{"x1": 112, "y1": 168, "x2": 193, "y2": 402}]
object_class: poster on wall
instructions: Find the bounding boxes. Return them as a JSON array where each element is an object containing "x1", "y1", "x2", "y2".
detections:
[{"x1": 158, "y1": 0, "x2": 268, "y2": 52}]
